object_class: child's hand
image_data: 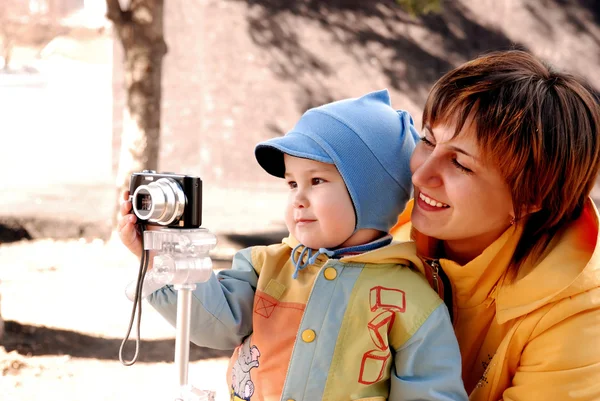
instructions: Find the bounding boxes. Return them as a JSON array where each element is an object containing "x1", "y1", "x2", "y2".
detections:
[{"x1": 118, "y1": 190, "x2": 143, "y2": 258}]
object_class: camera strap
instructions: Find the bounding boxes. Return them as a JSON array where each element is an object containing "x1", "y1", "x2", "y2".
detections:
[{"x1": 119, "y1": 223, "x2": 149, "y2": 366}]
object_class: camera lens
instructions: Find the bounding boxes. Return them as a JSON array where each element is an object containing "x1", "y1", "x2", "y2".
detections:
[
  {"x1": 132, "y1": 178, "x2": 186, "y2": 225},
  {"x1": 136, "y1": 193, "x2": 153, "y2": 212}
]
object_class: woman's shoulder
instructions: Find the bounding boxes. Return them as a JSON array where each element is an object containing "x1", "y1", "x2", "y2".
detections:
[{"x1": 390, "y1": 200, "x2": 413, "y2": 241}]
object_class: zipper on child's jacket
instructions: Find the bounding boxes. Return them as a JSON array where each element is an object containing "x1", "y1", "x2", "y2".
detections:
[{"x1": 426, "y1": 259, "x2": 454, "y2": 324}]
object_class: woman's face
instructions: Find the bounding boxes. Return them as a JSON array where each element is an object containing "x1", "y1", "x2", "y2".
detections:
[{"x1": 410, "y1": 122, "x2": 515, "y2": 252}]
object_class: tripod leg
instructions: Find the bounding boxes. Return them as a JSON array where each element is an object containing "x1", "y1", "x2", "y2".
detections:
[
  {"x1": 173, "y1": 285, "x2": 216, "y2": 401},
  {"x1": 175, "y1": 285, "x2": 195, "y2": 387}
]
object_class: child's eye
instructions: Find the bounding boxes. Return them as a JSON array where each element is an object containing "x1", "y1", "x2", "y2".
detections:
[
  {"x1": 312, "y1": 178, "x2": 325, "y2": 185},
  {"x1": 451, "y1": 159, "x2": 473, "y2": 174},
  {"x1": 287, "y1": 181, "x2": 297, "y2": 189},
  {"x1": 419, "y1": 136, "x2": 435, "y2": 147}
]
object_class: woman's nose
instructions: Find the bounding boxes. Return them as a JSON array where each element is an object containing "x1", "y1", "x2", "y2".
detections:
[{"x1": 411, "y1": 154, "x2": 443, "y2": 189}]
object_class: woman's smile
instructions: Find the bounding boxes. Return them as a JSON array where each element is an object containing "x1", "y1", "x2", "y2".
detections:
[{"x1": 417, "y1": 191, "x2": 450, "y2": 210}]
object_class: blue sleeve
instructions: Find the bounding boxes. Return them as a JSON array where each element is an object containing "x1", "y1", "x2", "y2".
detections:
[
  {"x1": 146, "y1": 247, "x2": 258, "y2": 350},
  {"x1": 389, "y1": 303, "x2": 468, "y2": 401}
]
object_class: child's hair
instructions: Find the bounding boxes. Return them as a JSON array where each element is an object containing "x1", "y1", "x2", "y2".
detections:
[
  {"x1": 255, "y1": 89, "x2": 419, "y2": 233},
  {"x1": 423, "y1": 50, "x2": 600, "y2": 272}
]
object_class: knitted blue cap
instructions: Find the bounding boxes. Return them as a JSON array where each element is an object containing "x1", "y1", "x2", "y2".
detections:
[{"x1": 255, "y1": 89, "x2": 418, "y2": 233}]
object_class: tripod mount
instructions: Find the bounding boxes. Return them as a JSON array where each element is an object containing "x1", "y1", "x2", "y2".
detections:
[{"x1": 123, "y1": 227, "x2": 218, "y2": 401}]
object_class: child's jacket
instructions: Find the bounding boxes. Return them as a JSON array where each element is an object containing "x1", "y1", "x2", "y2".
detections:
[{"x1": 148, "y1": 236, "x2": 468, "y2": 401}]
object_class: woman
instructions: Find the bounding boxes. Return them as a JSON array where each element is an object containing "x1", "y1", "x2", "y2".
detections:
[{"x1": 391, "y1": 50, "x2": 600, "y2": 400}]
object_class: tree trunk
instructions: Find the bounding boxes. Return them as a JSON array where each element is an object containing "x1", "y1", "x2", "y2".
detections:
[
  {"x1": 0, "y1": 24, "x2": 13, "y2": 70},
  {"x1": 0, "y1": 293, "x2": 3, "y2": 342},
  {"x1": 106, "y1": 0, "x2": 167, "y2": 227},
  {"x1": 2, "y1": 38, "x2": 11, "y2": 70}
]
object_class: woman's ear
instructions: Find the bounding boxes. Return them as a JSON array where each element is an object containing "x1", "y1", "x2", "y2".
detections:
[
  {"x1": 524, "y1": 204, "x2": 542, "y2": 214},
  {"x1": 512, "y1": 204, "x2": 542, "y2": 223}
]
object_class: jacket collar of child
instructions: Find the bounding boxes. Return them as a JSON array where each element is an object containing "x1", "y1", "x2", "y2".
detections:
[{"x1": 290, "y1": 235, "x2": 393, "y2": 279}]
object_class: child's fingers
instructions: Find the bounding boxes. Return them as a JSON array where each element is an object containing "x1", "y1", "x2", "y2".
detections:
[
  {"x1": 119, "y1": 221, "x2": 139, "y2": 246},
  {"x1": 120, "y1": 199, "x2": 132, "y2": 216},
  {"x1": 117, "y1": 214, "x2": 126, "y2": 231},
  {"x1": 117, "y1": 213, "x2": 136, "y2": 231},
  {"x1": 122, "y1": 190, "x2": 130, "y2": 201}
]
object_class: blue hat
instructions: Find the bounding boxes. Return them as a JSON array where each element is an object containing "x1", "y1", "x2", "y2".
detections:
[{"x1": 255, "y1": 89, "x2": 418, "y2": 233}]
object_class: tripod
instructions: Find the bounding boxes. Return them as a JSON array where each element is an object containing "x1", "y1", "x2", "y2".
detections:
[{"x1": 122, "y1": 228, "x2": 218, "y2": 401}]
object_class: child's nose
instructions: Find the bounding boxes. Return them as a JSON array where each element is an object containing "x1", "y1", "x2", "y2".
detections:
[{"x1": 292, "y1": 190, "x2": 309, "y2": 208}]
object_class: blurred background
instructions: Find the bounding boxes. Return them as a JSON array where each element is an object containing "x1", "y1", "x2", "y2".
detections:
[{"x1": 0, "y1": 1, "x2": 599, "y2": 400}]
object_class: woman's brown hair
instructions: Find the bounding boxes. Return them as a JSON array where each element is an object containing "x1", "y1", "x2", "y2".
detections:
[{"x1": 423, "y1": 50, "x2": 600, "y2": 273}]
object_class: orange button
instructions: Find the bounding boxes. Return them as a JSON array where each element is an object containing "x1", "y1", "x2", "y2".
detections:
[
  {"x1": 301, "y1": 329, "x2": 316, "y2": 343},
  {"x1": 324, "y1": 267, "x2": 337, "y2": 280}
]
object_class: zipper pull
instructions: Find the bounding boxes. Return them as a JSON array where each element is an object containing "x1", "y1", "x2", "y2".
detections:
[
  {"x1": 427, "y1": 259, "x2": 453, "y2": 323},
  {"x1": 429, "y1": 259, "x2": 440, "y2": 294}
]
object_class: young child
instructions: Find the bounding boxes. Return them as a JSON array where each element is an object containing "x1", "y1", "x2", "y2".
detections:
[{"x1": 118, "y1": 90, "x2": 467, "y2": 401}]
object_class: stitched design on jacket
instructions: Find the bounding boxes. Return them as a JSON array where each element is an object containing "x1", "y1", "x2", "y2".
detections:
[
  {"x1": 255, "y1": 295, "x2": 277, "y2": 318},
  {"x1": 359, "y1": 287, "x2": 406, "y2": 385}
]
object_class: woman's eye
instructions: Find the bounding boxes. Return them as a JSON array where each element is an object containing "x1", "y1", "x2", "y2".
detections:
[
  {"x1": 451, "y1": 159, "x2": 473, "y2": 174},
  {"x1": 287, "y1": 181, "x2": 297, "y2": 189},
  {"x1": 419, "y1": 136, "x2": 435, "y2": 147},
  {"x1": 312, "y1": 178, "x2": 325, "y2": 185}
]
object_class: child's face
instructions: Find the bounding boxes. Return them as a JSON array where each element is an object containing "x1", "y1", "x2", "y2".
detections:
[{"x1": 283, "y1": 154, "x2": 356, "y2": 249}]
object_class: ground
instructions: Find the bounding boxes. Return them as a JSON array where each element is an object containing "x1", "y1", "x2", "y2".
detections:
[{"x1": 0, "y1": 238, "x2": 235, "y2": 401}]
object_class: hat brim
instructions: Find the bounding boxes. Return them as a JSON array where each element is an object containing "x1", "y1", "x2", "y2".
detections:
[{"x1": 255, "y1": 132, "x2": 334, "y2": 178}]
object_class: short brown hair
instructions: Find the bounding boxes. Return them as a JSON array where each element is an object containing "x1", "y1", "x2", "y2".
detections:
[{"x1": 423, "y1": 50, "x2": 600, "y2": 273}]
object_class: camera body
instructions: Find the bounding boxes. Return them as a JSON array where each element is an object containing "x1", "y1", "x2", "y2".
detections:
[{"x1": 129, "y1": 170, "x2": 202, "y2": 228}]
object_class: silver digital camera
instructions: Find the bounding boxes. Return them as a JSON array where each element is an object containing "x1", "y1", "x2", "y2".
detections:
[{"x1": 129, "y1": 170, "x2": 202, "y2": 228}]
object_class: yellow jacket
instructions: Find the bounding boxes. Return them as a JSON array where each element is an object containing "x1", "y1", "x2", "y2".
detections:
[{"x1": 391, "y1": 199, "x2": 600, "y2": 401}]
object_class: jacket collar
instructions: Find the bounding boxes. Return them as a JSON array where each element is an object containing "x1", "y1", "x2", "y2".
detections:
[
  {"x1": 282, "y1": 234, "x2": 423, "y2": 267},
  {"x1": 495, "y1": 199, "x2": 600, "y2": 322}
]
